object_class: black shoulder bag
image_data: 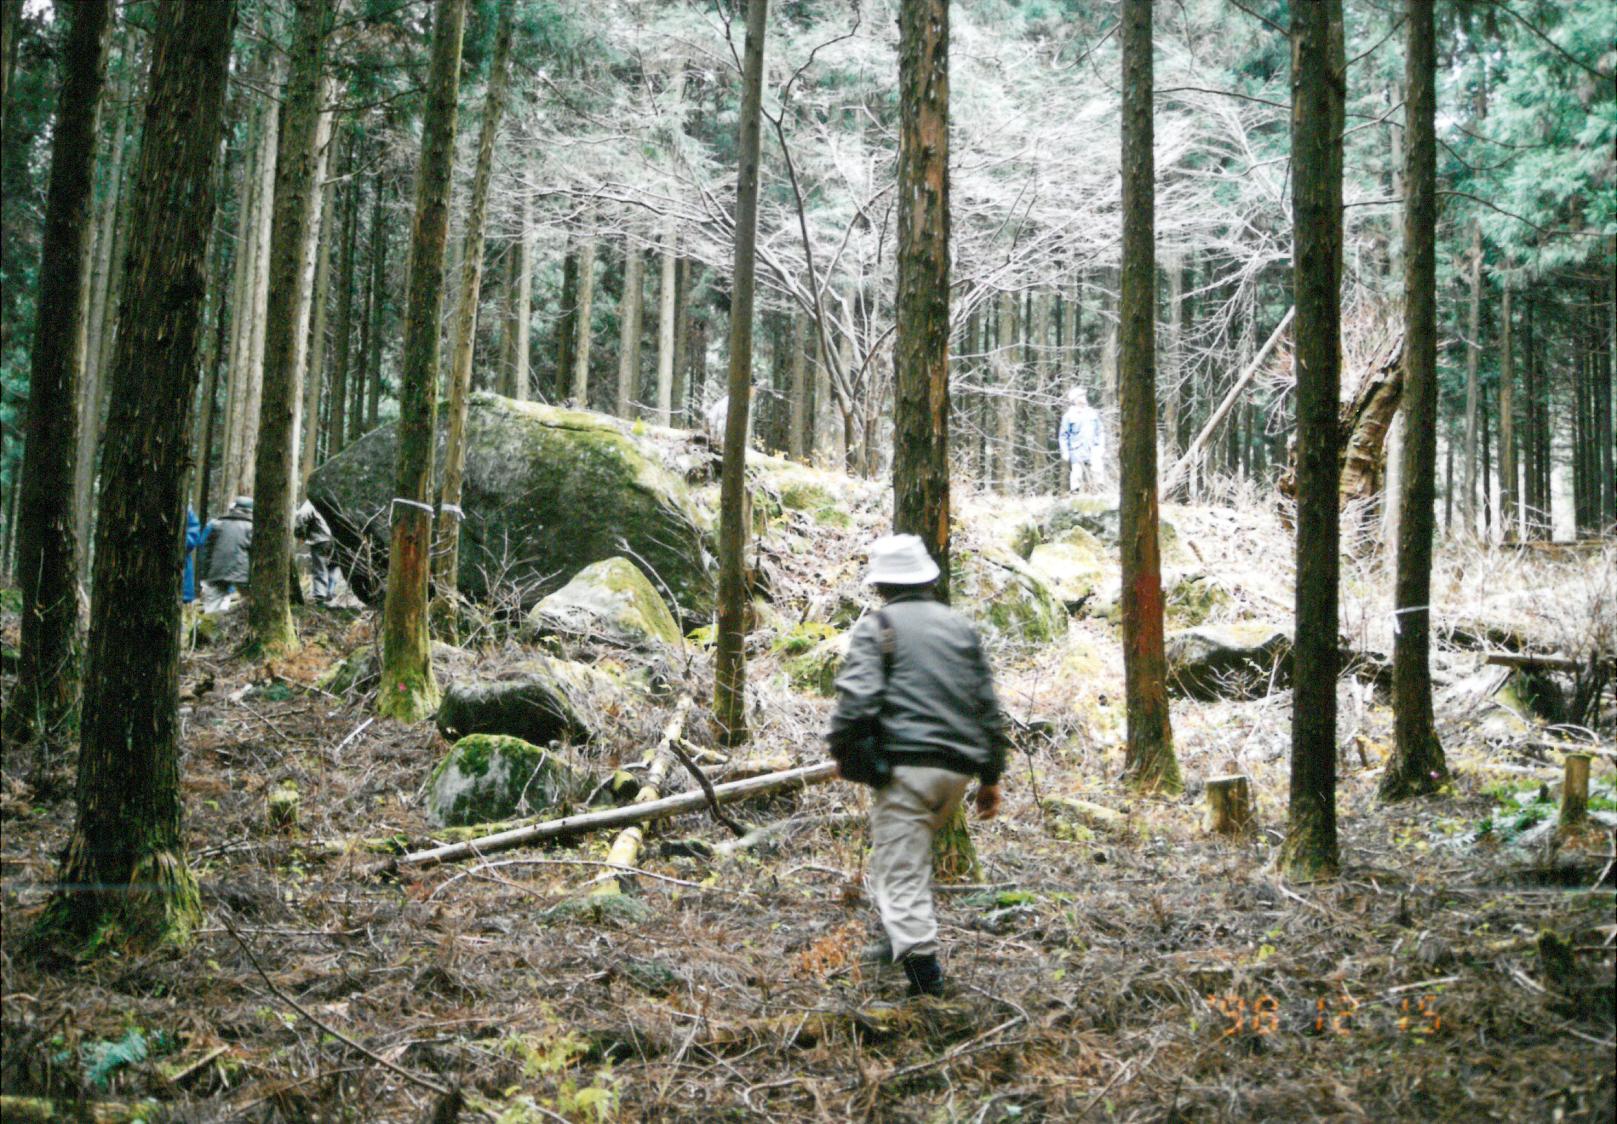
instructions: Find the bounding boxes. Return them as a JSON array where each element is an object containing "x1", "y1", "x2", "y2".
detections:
[{"x1": 829, "y1": 609, "x2": 895, "y2": 788}]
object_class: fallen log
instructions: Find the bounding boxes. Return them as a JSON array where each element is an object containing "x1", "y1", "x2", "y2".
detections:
[
  {"x1": 376, "y1": 760, "x2": 840, "y2": 873},
  {"x1": 1486, "y1": 651, "x2": 1616, "y2": 674},
  {"x1": 594, "y1": 697, "x2": 692, "y2": 896}
]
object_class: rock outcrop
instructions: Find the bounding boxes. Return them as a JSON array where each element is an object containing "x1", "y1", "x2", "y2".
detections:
[
  {"x1": 435, "y1": 657, "x2": 625, "y2": 747},
  {"x1": 307, "y1": 394, "x2": 715, "y2": 619},
  {"x1": 952, "y1": 548, "x2": 1068, "y2": 647}
]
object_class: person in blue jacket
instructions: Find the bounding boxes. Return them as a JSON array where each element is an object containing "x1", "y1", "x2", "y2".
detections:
[{"x1": 182, "y1": 507, "x2": 202, "y2": 603}]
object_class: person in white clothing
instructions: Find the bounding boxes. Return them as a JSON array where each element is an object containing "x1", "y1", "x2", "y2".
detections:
[{"x1": 1057, "y1": 386, "x2": 1104, "y2": 492}]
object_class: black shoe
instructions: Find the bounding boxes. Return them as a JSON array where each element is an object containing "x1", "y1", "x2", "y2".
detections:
[{"x1": 903, "y1": 952, "x2": 945, "y2": 998}]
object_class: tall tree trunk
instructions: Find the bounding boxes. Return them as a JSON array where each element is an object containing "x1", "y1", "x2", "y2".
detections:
[
  {"x1": 713, "y1": 0, "x2": 767, "y2": 747},
  {"x1": 992, "y1": 291, "x2": 1017, "y2": 492},
  {"x1": 298, "y1": 110, "x2": 337, "y2": 490},
  {"x1": 1118, "y1": 0, "x2": 1179, "y2": 795},
  {"x1": 248, "y1": 0, "x2": 331, "y2": 656},
  {"x1": 1382, "y1": 0, "x2": 1446, "y2": 801},
  {"x1": 217, "y1": 99, "x2": 261, "y2": 511},
  {"x1": 788, "y1": 310, "x2": 809, "y2": 460},
  {"x1": 893, "y1": 0, "x2": 951, "y2": 603},
  {"x1": 194, "y1": 259, "x2": 229, "y2": 523},
  {"x1": 513, "y1": 198, "x2": 533, "y2": 399},
  {"x1": 362, "y1": 170, "x2": 385, "y2": 433},
  {"x1": 1498, "y1": 278, "x2": 1515, "y2": 540},
  {"x1": 1281, "y1": 0, "x2": 1342, "y2": 879},
  {"x1": 556, "y1": 244, "x2": 577, "y2": 399},
  {"x1": 236, "y1": 88, "x2": 279, "y2": 497},
  {"x1": 376, "y1": 0, "x2": 464, "y2": 722},
  {"x1": 9, "y1": 0, "x2": 112, "y2": 752},
  {"x1": 616, "y1": 241, "x2": 644, "y2": 417},
  {"x1": 572, "y1": 229, "x2": 596, "y2": 405},
  {"x1": 328, "y1": 142, "x2": 360, "y2": 455},
  {"x1": 1461, "y1": 220, "x2": 1482, "y2": 535},
  {"x1": 289, "y1": 95, "x2": 334, "y2": 480},
  {"x1": 655, "y1": 225, "x2": 678, "y2": 425},
  {"x1": 673, "y1": 259, "x2": 694, "y2": 421},
  {"x1": 73, "y1": 41, "x2": 133, "y2": 580},
  {"x1": 434, "y1": 0, "x2": 513, "y2": 604},
  {"x1": 41, "y1": 0, "x2": 234, "y2": 951},
  {"x1": 1163, "y1": 252, "x2": 1183, "y2": 464}
]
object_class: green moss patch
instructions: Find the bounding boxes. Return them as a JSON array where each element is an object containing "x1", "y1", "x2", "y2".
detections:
[
  {"x1": 528, "y1": 556, "x2": 682, "y2": 649},
  {"x1": 427, "y1": 734, "x2": 589, "y2": 827}
]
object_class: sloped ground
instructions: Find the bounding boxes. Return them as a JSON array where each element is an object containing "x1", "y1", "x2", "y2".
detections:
[{"x1": 1, "y1": 472, "x2": 1613, "y2": 1122}]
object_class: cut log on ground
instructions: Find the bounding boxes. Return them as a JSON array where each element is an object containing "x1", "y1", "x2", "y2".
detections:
[
  {"x1": 1560, "y1": 753, "x2": 1591, "y2": 828},
  {"x1": 1044, "y1": 796, "x2": 1127, "y2": 833},
  {"x1": 1205, "y1": 774, "x2": 1253, "y2": 835},
  {"x1": 594, "y1": 696, "x2": 691, "y2": 895},
  {"x1": 376, "y1": 760, "x2": 840, "y2": 873}
]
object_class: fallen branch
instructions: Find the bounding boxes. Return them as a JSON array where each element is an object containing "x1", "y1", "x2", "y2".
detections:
[
  {"x1": 594, "y1": 697, "x2": 693, "y2": 895},
  {"x1": 669, "y1": 735, "x2": 748, "y2": 838},
  {"x1": 377, "y1": 760, "x2": 840, "y2": 873},
  {"x1": 1487, "y1": 651, "x2": 1615, "y2": 674}
]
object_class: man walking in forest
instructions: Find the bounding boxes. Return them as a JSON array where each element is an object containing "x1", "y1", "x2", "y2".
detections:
[
  {"x1": 295, "y1": 498, "x2": 335, "y2": 605},
  {"x1": 1058, "y1": 386, "x2": 1103, "y2": 493},
  {"x1": 199, "y1": 496, "x2": 253, "y2": 612},
  {"x1": 828, "y1": 534, "x2": 1009, "y2": 998}
]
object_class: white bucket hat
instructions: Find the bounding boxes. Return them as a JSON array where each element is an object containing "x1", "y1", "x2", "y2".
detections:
[
  {"x1": 1066, "y1": 386, "x2": 1085, "y2": 405},
  {"x1": 863, "y1": 533, "x2": 941, "y2": 586}
]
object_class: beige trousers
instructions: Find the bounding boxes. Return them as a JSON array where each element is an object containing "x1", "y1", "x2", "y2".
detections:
[{"x1": 869, "y1": 765, "x2": 971, "y2": 961}]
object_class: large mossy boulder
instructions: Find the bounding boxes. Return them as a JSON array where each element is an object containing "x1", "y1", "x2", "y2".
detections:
[
  {"x1": 307, "y1": 393, "x2": 714, "y2": 619},
  {"x1": 1042, "y1": 497, "x2": 1176, "y2": 555},
  {"x1": 952, "y1": 548, "x2": 1068, "y2": 648},
  {"x1": 527, "y1": 556, "x2": 681, "y2": 650},
  {"x1": 427, "y1": 734, "x2": 589, "y2": 826},
  {"x1": 1165, "y1": 625, "x2": 1292, "y2": 700},
  {"x1": 435, "y1": 657, "x2": 623, "y2": 747},
  {"x1": 1027, "y1": 538, "x2": 1107, "y2": 608},
  {"x1": 787, "y1": 632, "x2": 851, "y2": 696}
]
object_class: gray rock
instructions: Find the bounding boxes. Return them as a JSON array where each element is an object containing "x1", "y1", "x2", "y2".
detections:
[
  {"x1": 527, "y1": 556, "x2": 682, "y2": 650},
  {"x1": 307, "y1": 393, "x2": 715, "y2": 620},
  {"x1": 427, "y1": 734, "x2": 589, "y2": 827},
  {"x1": 1166, "y1": 625, "x2": 1293, "y2": 700},
  {"x1": 435, "y1": 657, "x2": 623, "y2": 746},
  {"x1": 951, "y1": 547, "x2": 1068, "y2": 647}
]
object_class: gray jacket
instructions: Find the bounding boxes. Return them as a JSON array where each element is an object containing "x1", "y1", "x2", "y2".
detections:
[
  {"x1": 829, "y1": 591, "x2": 1010, "y2": 784},
  {"x1": 201, "y1": 505, "x2": 253, "y2": 584},
  {"x1": 295, "y1": 500, "x2": 331, "y2": 546}
]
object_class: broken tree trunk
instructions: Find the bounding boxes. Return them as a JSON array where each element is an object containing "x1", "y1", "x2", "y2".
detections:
[
  {"x1": 380, "y1": 760, "x2": 839, "y2": 873},
  {"x1": 1559, "y1": 753, "x2": 1590, "y2": 828},
  {"x1": 1204, "y1": 774, "x2": 1253, "y2": 835},
  {"x1": 1278, "y1": 330, "x2": 1403, "y2": 526},
  {"x1": 593, "y1": 696, "x2": 691, "y2": 895}
]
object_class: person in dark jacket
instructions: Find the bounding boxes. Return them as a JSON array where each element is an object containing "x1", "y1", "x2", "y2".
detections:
[
  {"x1": 199, "y1": 496, "x2": 253, "y2": 612},
  {"x1": 828, "y1": 533, "x2": 1010, "y2": 997},
  {"x1": 182, "y1": 508, "x2": 202, "y2": 603},
  {"x1": 294, "y1": 499, "x2": 334, "y2": 604}
]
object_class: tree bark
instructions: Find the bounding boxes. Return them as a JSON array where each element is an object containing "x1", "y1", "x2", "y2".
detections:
[
  {"x1": 249, "y1": 0, "x2": 331, "y2": 656},
  {"x1": 555, "y1": 244, "x2": 577, "y2": 399},
  {"x1": 655, "y1": 224, "x2": 678, "y2": 425},
  {"x1": 10, "y1": 0, "x2": 111, "y2": 752},
  {"x1": 713, "y1": 0, "x2": 767, "y2": 746},
  {"x1": 236, "y1": 88, "x2": 279, "y2": 498},
  {"x1": 893, "y1": 0, "x2": 951, "y2": 604},
  {"x1": 1118, "y1": 0, "x2": 1179, "y2": 795},
  {"x1": 1382, "y1": 0, "x2": 1447, "y2": 801},
  {"x1": 377, "y1": 0, "x2": 465, "y2": 722},
  {"x1": 616, "y1": 241, "x2": 644, "y2": 417},
  {"x1": 993, "y1": 290, "x2": 1017, "y2": 492},
  {"x1": 42, "y1": 0, "x2": 234, "y2": 950},
  {"x1": 572, "y1": 229, "x2": 596, "y2": 405},
  {"x1": 788, "y1": 310, "x2": 809, "y2": 460},
  {"x1": 513, "y1": 194, "x2": 533, "y2": 399},
  {"x1": 298, "y1": 116, "x2": 339, "y2": 490},
  {"x1": 1462, "y1": 220, "x2": 1482, "y2": 535},
  {"x1": 328, "y1": 140, "x2": 360, "y2": 456},
  {"x1": 1498, "y1": 278, "x2": 1515, "y2": 540},
  {"x1": 362, "y1": 170, "x2": 385, "y2": 433},
  {"x1": 434, "y1": 0, "x2": 513, "y2": 605},
  {"x1": 1282, "y1": 0, "x2": 1342, "y2": 879}
]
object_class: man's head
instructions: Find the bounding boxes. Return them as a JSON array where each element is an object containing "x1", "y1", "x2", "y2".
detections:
[
  {"x1": 863, "y1": 533, "x2": 939, "y2": 599},
  {"x1": 1066, "y1": 386, "x2": 1085, "y2": 406}
]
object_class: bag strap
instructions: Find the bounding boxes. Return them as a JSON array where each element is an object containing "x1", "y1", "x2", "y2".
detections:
[{"x1": 874, "y1": 608, "x2": 895, "y2": 683}]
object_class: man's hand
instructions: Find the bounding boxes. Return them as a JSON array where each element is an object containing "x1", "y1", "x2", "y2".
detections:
[{"x1": 974, "y1": 784, "x2": 1001, "y2": 820}]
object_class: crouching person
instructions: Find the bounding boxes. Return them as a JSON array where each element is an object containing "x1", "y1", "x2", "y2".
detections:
[{"x1": 828, "y1": 534, "x2": 1010, "y2": 998}]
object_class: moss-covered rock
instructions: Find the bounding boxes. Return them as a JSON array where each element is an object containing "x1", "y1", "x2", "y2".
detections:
[
  {"x1": 1165, "y1": 572, "x2": 1230, "y2": 627},
  {"x1": 435, "y1": 657, "x2": 623, "y2": 746},
  {"x1": 1165, "y1": 625, "x2": 1292, "y2": 700},
  {"x1": 1044, "y1": 498, "x2": 1176, "y2": 553},
  {"x1": 1027, "y1": 540, "x2": 1107, "y2": 607},
  {"x1": 307, "y1": 393, "x2": 715, "y2": 619},
  {"x1": 426, "y1": 734, "x2": 589, "y2": 827},
  {"x1": 773, "y1": 620, "x2": 841, "y2": 656},
  {"x1": 788, "y1": 633, "x2": 851, "y2": 696},
  {"x1": 526, "y1": 556, "x2": 681, "y2": 650},
  {"x1": 777, "y1": 476, "x2": 851, "y2": 527},
  {"x1": 951, "y1": 548, "x2": 1068, "y2": 648}
]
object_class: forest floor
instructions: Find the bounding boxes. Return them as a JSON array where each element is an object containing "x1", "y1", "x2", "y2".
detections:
[{"x1": 2, "y1": 471, "x2": 1614, "y2": 1123}]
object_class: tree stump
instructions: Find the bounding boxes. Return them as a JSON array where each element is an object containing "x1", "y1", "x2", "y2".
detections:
[
  {"x1": 1559, "y1": 753, "x2": 1591, "y2": 828},
  {"x1": 1204, "y1": 774, "x2": 1253, "y2": 835}
]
